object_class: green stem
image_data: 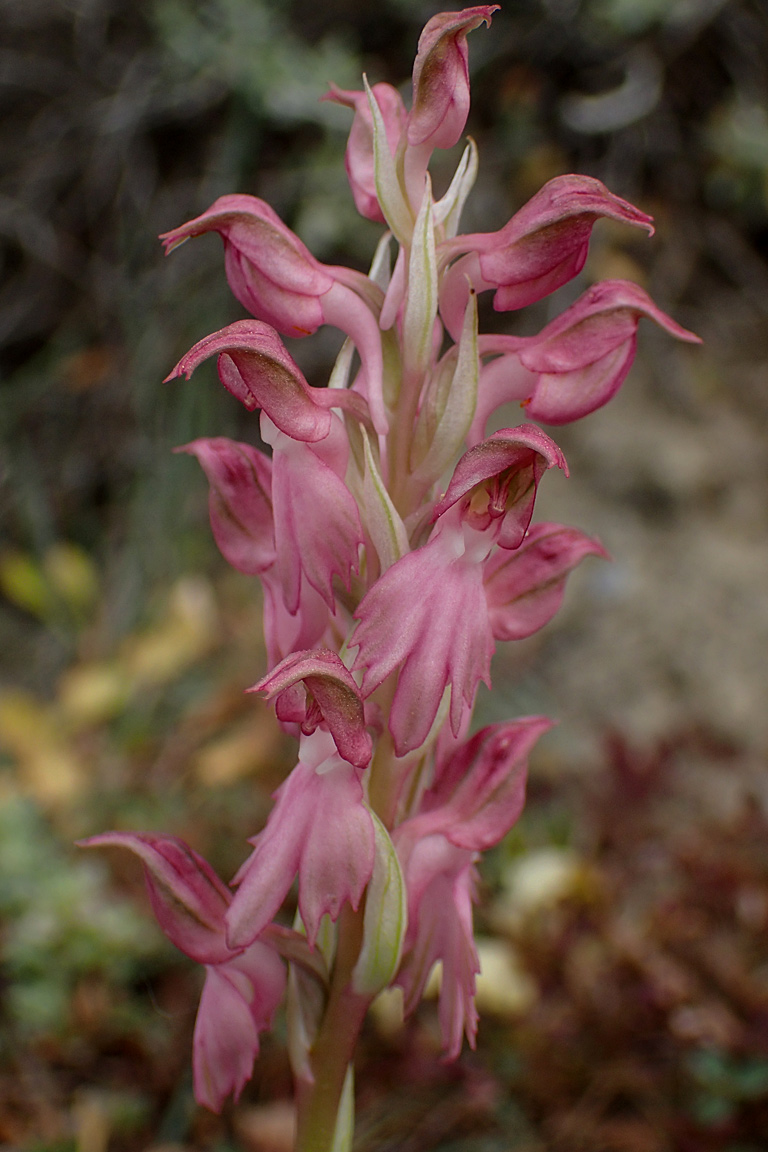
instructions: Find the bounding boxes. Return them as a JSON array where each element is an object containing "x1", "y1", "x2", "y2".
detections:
[{"x1": 294, "y1": 906, "x2": 371, "y2": 1152}]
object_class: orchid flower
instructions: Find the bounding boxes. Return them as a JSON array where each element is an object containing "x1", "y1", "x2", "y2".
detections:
[
  {"x1": 86, "y1": 10, "x2": 699, "y2": 1149},
  {"x1": 77, "y1": 833, "x2": 289, "y2": 1113}
]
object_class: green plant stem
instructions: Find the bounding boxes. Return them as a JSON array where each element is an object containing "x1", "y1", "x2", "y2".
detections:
[{"x1": 294, "y1": 905, "x2": 371, "y2": 1152}]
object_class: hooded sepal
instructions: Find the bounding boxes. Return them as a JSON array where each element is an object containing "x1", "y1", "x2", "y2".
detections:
[
  {"x1": 408, "y1": 6, "x2": 499, "y2": 151},
  {"x1": 166, "y1": 320, "x2": 333, "y2": 442},
  {"x1": 160, "y1": 194, "x2": 334, "y2": 337},
  {"x1": 78, "y1": 831, "x2": 234, "y2": 964},
  {"x1": 493, "y1": 279, "x2": 701, "y2": 424},
  {"x1": 250, "y1": 648, "x2": 373, "y2": 769},
  {"x1": 439, "y1": 174, "x2": 654, "y2": 337},
  {"x1": 432, "y1": 425, "x2": 567, "y2": 549}
]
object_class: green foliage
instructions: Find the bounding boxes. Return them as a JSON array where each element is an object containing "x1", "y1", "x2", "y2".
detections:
[
  {"x1": 0, "y1": 794, "x2": 169, "y2": 1039},
  {"x1": 685, "y1": 1048, "x2": 768, "y2": 1126}
]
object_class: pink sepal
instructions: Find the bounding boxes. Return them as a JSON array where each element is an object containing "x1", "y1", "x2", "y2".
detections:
[
  {"x1": 395, "y1": 835, "x2": 480, "y2": 1059},
  {"x1": 353, "y1": 519, "x2": 494, "y2": 755},
  {"x1": 323, "y1": 83, "x2": 407, "y2": 223},
  {"x1": 160, "y1": 194, "x2": 333, "y2": 337},
  {"x1": 194, "y1": 943, "x2": 285, "y2": 1112},
  {"x1": 250, "y1": 649, "x2": 373, "y2": 769},
  {"x1": 227, "y1": 733, "x2": 375, "y2": 948},
  {"x1": 78, "y1": 832, "x2": 233, "y2": 964},
  {"x1": 433, "y1": 425, "x2": 567, "y2": 549},
  {"x1": 439, "y1": 175, "x2": 654, "y2": 334},
  {"x1": 176, "y1": 438, "x2": 274, "y2": 575},
  {"x1": 484, "y1": 522, "x2": 608, "y2": 640},
  {"x1": 166, "y1": 320, "x2": 332, "y2": 442},
  {"x1": 408, "y1": 6, "x2": 499, "y2": 151}
]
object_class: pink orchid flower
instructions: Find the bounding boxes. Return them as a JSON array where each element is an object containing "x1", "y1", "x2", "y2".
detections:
[
  {"x1": 323, "y1": 83, "x2": 407, "y2": 223},
  {"x1": 227, "y1": 731, "x2": 375, "y2": 949},
  {"x1": 78, "y1": 833, "x2": 286, "y2": 1113},
  {"x1": 394, "y1": 717, "x2": 551, "y2": 1055},
  {"x1": 470, "y1": 279, "x2": 702, "y2": 432},
  {"x1": 161, "y1": 196, "x2": 387, "y2": 431},
  {"x1": 439, "y1": 174, "x2": 655, "y2": 338}
]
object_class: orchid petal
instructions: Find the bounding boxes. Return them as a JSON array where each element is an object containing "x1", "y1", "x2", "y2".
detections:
[
  {"x1": 227, "y1": 741, "x2": 375, "y2": 948},
  {"x1": 176, "y1": 438, "x2": 274, "y2": 575},
  {"x1": 484, "y1": 522, "x2": 609, "y2": 639},
  {"x1": 263, "y1": 420, "x2": 363, "y2": 614},
  {"x1": 422, "y1": 716, "x2": 553, "y2": 849},
  {"x1": 353, "y1": 522, "x2": 493, "y2": 755},
  {"x1": 193, "y1": 943, "x2": 285, "y2": 1112}
]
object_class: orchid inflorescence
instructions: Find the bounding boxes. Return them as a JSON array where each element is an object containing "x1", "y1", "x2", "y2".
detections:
[{"x1": 81, "y1": 8, "x2": 699, "y2": 1149}]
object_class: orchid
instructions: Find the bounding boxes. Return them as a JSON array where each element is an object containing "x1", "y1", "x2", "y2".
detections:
[{"x1": 86, "y1": 9, "x2": 699, "y2": 1150}]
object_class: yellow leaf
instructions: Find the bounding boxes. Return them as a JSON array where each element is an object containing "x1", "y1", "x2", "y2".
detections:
[
  {"x1": 44, "y1": 543, "x2": 99, "y2": 615},
  {"x1": 0, "y1": 551, "x2": 54, "y2": 619}
]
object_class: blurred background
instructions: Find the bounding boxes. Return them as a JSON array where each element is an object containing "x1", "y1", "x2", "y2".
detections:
[{"x1": 1, "y1": 0, "x2": 768, "y2": 1148}]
